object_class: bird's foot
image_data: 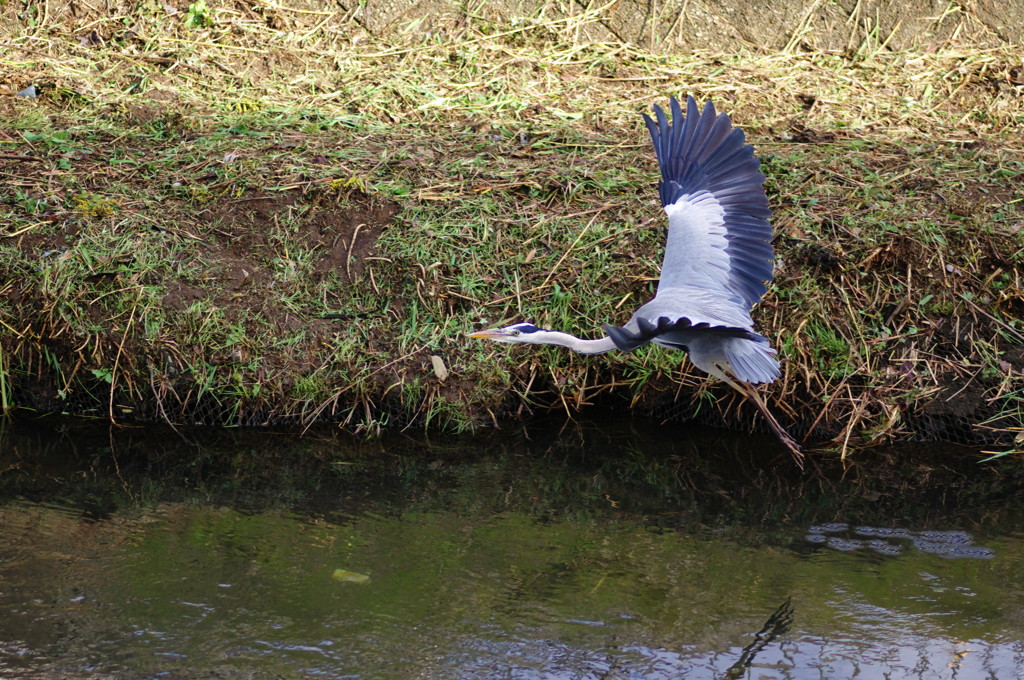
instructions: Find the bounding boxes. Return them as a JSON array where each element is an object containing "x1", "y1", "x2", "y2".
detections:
[{"x1": 727, "y1": 377, "x2": 805, "y2": 470}]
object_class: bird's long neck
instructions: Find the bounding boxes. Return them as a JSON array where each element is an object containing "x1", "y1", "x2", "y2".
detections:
[{"x1": 539, "y1": 331, "x2": 618, "y2": 355}]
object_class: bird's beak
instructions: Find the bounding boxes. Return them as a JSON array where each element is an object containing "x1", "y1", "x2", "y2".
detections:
[{"x1": 467, "y1": 328, "x2": 504, "y2": 340}]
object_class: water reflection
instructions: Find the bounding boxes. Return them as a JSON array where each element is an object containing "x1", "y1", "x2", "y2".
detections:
[
  {"x1": 805, "y1": 523, "x2": 995, "y2": 559},
  {"x1": 1, "y1": 416, "x2": 1023, "y2": 679}
]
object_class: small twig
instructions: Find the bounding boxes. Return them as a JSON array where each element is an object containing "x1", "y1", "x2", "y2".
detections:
[
  {"x1": 0, "y1": 222, "x2": 47, "y2": 238},
  {"x1": 108, "y1": 288, "x2": 143, "y2": 423},
  {"x1": 960, "y1": 294, "x2": 1024, "y2": 344},
  {"x1": 345, "y1": 223, "x2": 364, "y2": 281}
]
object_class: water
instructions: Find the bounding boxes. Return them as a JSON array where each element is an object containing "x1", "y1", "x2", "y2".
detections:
[{"x1": 1, "y1": 416, "x2": 1023, "y2": 679}]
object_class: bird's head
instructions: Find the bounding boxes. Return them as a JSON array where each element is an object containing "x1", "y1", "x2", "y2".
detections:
[{"x1": 467, "y1": 322, "x2": 549, "y2": 345}]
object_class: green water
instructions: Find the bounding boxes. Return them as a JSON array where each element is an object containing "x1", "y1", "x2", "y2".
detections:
[{"x1": 1, "y1": 416, "x2": 1022, "y2": 679}]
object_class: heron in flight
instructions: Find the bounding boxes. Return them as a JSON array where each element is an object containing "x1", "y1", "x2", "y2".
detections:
[{"x1": 469, "y1": 97, "x2": 803, "y2": 466}]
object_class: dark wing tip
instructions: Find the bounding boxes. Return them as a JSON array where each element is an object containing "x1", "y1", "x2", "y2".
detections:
[
  {"x1": 603, "y1": 323, "x2": 645, "y2": 353},
  {"x1": 606, "y1": 317, "x2": 756, "y2": 352}
]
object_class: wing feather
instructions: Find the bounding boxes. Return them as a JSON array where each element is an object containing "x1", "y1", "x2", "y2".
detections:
[{"x1": 643, "y1": 96, "x2": 774, "y2": 308}]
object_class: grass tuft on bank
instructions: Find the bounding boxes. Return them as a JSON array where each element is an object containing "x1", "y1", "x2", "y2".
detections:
[{"x1": 1, "y1": 2, "x2": 1022, "y2": 454}]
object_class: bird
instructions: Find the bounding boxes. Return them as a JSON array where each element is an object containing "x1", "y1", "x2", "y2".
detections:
[{"x1": 469, "y1": 96, "x2": 803, "y2": 467}]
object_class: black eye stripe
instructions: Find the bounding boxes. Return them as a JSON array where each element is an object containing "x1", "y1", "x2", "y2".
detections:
[{"x1": 512, "y1": 324, "x2": 541, "y2": 334}]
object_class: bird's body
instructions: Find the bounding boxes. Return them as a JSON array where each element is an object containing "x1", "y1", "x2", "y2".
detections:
[{"x1": 470, "y1": 96, "x2": 803, "y2": 466}]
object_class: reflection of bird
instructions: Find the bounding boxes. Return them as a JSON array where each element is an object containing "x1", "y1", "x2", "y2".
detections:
[
  {"x1": 722, "y1": 598, "x2": 795, "y2": 679},
  {"x1": 470, "y1": 97, "x2": 802, "y2": 466}
]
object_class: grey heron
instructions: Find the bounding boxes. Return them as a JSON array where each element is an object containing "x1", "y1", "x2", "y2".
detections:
[{"x1": 469, "y1": 96, "x2": 803, "y2": 467}]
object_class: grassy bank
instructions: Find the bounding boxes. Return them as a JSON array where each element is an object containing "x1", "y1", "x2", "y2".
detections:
[{"x1": 1, "y1": 3, "x2": 1022, "y2": 455}]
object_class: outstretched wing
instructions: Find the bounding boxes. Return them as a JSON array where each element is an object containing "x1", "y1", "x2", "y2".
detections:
[{"x1": 644, "y1": 96, "x2": 774, "y2": 309}]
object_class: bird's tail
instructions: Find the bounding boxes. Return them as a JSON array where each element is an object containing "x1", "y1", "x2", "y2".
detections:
[{"x1": 722, "y1": 336, "x2": 780, "y2": 384}]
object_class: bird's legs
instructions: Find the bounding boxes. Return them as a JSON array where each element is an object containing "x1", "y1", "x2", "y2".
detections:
[{"x1": 712, "y1": 368, "x2": 804, "y2": 469}]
